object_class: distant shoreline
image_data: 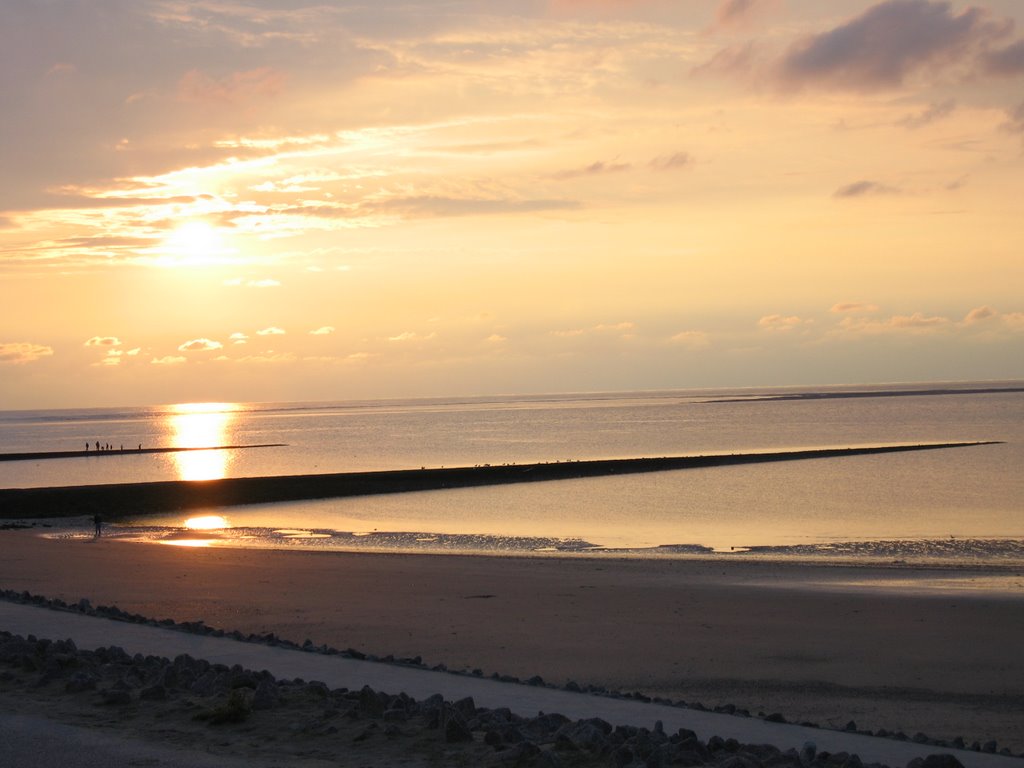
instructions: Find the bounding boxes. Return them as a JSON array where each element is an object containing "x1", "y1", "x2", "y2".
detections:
[
  {"x1": 706, "y1": 386, "x2": 1024, "y2": 403},
  {"x1": 0, "y1": 441, "x2": 998, "y2": 519}
]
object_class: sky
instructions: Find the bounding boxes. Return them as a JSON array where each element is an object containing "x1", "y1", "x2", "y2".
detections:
[{"x1": 2, "y1": 0, "x2": 1023, "y2": 409}]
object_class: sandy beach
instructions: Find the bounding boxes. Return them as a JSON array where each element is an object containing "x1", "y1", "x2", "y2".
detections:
[{"x1": 1, "y1": 531, "x2": 1022, "y2": 754}]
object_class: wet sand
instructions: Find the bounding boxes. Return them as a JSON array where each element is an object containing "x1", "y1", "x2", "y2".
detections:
[{"x1": 1, "y1": 532, "x2": 1022, "y2": 752}]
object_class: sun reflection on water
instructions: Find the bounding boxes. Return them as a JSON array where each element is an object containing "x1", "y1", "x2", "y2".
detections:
[
  {"x1": 185, "y1": 515, "x2": 230, "y2": 530},
  {"x1": 167, "y1": 402, "x2": 240, "y2": 481},
  {"x1": 161, "y1": 539, "x2": 214, "y2": 548}
]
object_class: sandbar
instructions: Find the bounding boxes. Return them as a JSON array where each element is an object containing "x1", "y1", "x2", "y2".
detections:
[{"x1": 1, "y1": 531, "x2": 1021, "y2": 752}]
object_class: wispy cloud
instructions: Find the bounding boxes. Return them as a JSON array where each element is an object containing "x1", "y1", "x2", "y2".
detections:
[
  {"x1": 178, "y1": 338, "x2": 223, "y2": 352},
  {"x1": 256, "y1": 327, "x2": 286, "y2": 336},
  {"x1": 833, "y1": 180, "x2": 900, "y2": 198},
  {"x1": 668, "y1": 330, "x2": 710, "y2": 349},
  {"x1": 84, "y1": 336, "x2": 121, "y2": 347},
  {"x1": 551, "y1": 161, "x2": 631, "y2": 181},
  {"x1": 310, "y1": 326, "x2": 336, "y2": 336},
  {"x1": 831, "y1": 302, "x2": 880, "y2": 313},
  {"x1": 897, "y1": 99, "x2": 956, "y2": 129},
  {"x1": 649, "y1": 152, "x2": 692, "y2": 171},
  {"x1": 981, "y1": 39, "x2": 1024, "y2": 76},
  {"x1": 0, "y1": 342, "x2": 54, "y2": 364},
  {"x1": 758, "y1": 314, "x2": 811, "y2": 332},
  {"x1": 778, "y1": 0, "x2": 1011, "y2": 91}
]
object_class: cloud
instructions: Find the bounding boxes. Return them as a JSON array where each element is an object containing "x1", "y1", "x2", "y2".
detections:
[
  {"x1": 833, "y1": 180, "x2": 899, "y2": 198},
  {"x1": 839, "y1": 312, "x2": 951, "y2": 335},
  {"x1": 982, "y1": 39, "x2": 1024, "y2": 76},
  {"x1": 890, "y1": 312, "x2": 948, "y2": 329},
  {"x1": 388, "y1": 331, "x2": 436, "y2": 342},
  {"x1": 778, "y1": 0, "x2": 1010, "y2": 91},
  {"x1": 897, "y1": 99, "x2": 956, "y2": 129},
  {"x1": 758, "y1": 314, "x2": 810, "y2": 332},
  {"x1": 831, "y1": 302, "x2": 880, "y2": 313},
  {"x1": 84, "y1": 336, "x2": 121, "y2": 347},
  {"x1": 177, "y1": 338, "x2": 223, "y2": 352},
  {"x1": 367, "y1": 196, "x2": 579, "y2": 218},
  {"x1": 229, "y1": 332, "x2": 249, "y2": 344},
  {"x1": 715, "y1": 0, "x2": 771, "y2": 28},
  {"x1": 310, "y1": 326, "x2": 336, "y2": 336},
  {"x1": 486, "y1": 334, "x2": 507, "y2": 343},
  {"x1": 963, "y1": 305, "x2": 998, "y2": 324},
  {"x1": 177, "y1": 67, "x2": 287, "y2": 105},
  {"x1": 150, "y1": 356, "x2": 187, "y2": 365},
  {"x1": 593, "y1": 322, "x2": 636, "y2": 332},
  {"x1": 0, "y1": 342, "x2": 54, "y2": 364},
  {"x1": 668, "y1": 331, "x2": 711, "y2": 349},
  {"x1": 649, "y1": 152, "x2": 692, "y2": 171},
  {"x1": 551, "y1": 161, "x2": 631, "y2": 180},
  {"x1": 1003, "y1": 101, "x2": 1024, "y2": 133},
  {"x1": 256, "y1": 327, "x2": 286, "y2": 336},
  {"x1": 551, "y1": 321, "x2": 636, "y2": 338}
]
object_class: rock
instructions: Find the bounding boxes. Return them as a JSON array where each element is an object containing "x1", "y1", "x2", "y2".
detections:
[
  {"x1": 554, "y1": 721, "x2": 610, "y2": 754},
  {"x1": 453, "y1": 696, "x2": 476, "y2": 718},
  {"x1": 251, "y1": 679, "x2": 281, "y2": 710},
  {"x1": 99, "y1": 688, "x2": 132, "y2": 705},
  {"x1": 444, "y1": 708, "x2": 474, "y2": 743},
  {"x1": 719, "y1": 754, "x2": 763, "y2": 768},
  {"x1": 910, "y1": 756, "x2": 966, "y2": 768},
  {"x1": 65, "y1": 672, "x2": 98, "y2": 693},
  {"x1": 496, "y1": 743, "x2": 541, "y2": 763},
  {"x1": 139, "y1": 684, "x2": 167, "y2": 701},
  {"x1": 800, "y1": 741, "x2": 816, "y2": 765},
  {"x1": 357, "y1": 685, "x2": 385, "y2": 717}
]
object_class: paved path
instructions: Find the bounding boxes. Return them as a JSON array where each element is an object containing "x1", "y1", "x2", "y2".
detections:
[{"x1": 1, "y1": 602, "x2": 1019, "y2": 768}]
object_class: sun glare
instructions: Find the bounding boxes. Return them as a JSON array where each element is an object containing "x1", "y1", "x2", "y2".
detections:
[
  {"x1": 185, "y1": 515, "x2": 230, "y2": 530},
  {"x1": 167, "y1": 402, "x2": 239, "y2": 481},
  {"x1": 160, "y1": 221, "x2": 231, "y2": 267}
]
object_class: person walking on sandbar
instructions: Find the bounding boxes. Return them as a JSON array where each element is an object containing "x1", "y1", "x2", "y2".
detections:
[{"x1": 93, "y1": 513, "x2": 103, "y2": 538}]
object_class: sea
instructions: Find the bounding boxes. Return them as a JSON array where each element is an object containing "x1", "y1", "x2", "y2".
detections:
[{"x1": 1, "y1": 382, "x2": 1022, "y2": 563}]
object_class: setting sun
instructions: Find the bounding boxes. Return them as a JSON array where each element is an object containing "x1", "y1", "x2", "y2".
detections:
[{"x1": 160, "y1": 221, "x2": 230, "y2": 267}]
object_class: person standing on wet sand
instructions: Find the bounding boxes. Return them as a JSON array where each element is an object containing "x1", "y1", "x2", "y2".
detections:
[{"x1": 93, "y1": 513, "x2": 102, "y2": 538}]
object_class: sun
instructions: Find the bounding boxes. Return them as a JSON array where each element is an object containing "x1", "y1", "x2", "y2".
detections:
[{"x1": 161, "y1": 220, "x2": 229, "y2": 267}]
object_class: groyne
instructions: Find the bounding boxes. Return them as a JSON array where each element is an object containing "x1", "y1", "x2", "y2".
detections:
[
  {"x1": 0, "y1": 444, "x2": 286, "y2": 463},
  {"x1": 0, "y1": 442, "x2": 998, "y2": 519}
]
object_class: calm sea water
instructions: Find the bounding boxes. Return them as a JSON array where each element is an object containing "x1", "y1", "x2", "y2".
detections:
[{"x1": 2, "y1": 384, "x2": 1022, "y2": 560}]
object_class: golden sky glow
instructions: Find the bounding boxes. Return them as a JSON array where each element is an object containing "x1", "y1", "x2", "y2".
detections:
[{"x1": 1, "y1": 1, "x2": 1022, "y2": 407}]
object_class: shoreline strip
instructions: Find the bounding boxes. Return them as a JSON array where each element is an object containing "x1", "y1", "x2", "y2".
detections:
[{"x1": 0, "y1": 441, "x2": 998, "y2": 519}]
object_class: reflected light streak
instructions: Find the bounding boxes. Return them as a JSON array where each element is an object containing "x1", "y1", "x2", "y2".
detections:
[
  {"x1": 168, "y1": 403, "x2": 239, "y2": 481},
  {"x1": 161, "y1": 539, "x2": 213, "y2": 548},
  {"x1": 185, "y1": 515, "x2": 230, "y2": 530}
]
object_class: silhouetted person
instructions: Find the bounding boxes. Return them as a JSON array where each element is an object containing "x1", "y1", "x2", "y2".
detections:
[
  {"x1": 93, "y1": 513, "x2": 103, "y2": 538},
  {"x1": 95, "y1": 441, "x2": 100, "y2": 452}
]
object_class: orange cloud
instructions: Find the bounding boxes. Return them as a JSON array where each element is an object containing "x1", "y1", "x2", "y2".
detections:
[
  {"x1": 0, "y1": 342, "x2": 54, "y2": 364},
  {"x1": 178, "y1": 338, "x2": 224, "y2": 352}
]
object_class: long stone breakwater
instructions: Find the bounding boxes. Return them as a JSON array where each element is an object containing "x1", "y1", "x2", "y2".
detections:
[{"x1": 0, "y1": 442, "x2": 998, "y2": 519}]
